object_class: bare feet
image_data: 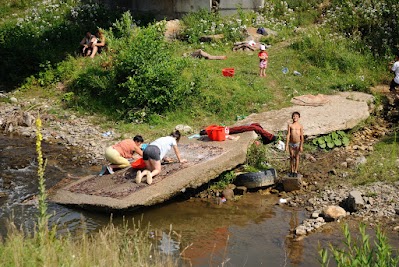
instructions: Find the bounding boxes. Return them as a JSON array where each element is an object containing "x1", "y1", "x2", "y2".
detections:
[
  {"x1": 135, "y1": 170, "x2": 142, "y2": 183},
  {"x1": 146, "y1": 172, "x2": 153, "y2": 185}
]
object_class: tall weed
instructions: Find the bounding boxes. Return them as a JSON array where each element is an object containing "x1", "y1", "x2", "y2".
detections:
[
  {"x1": 320, "y1": 223, "x2": 399, "y2": 267},
  {"x1": 290, "y1": 28, "x2": 377, "y2": 91},
  {"x1": 181, "y1": 9, "x2": 249, "y2": 44}
]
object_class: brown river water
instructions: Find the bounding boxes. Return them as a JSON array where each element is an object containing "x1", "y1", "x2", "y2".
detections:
[{"x1": 1, "y1": 134, "x2": 397, "y2": 266}]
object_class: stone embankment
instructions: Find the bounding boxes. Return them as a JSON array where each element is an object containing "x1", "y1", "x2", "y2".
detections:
[
  {"x1": 284, "y1": 181, "x2": 399, "y2": 238},
  {"x1": 0, "y1": 93, "x2": 118, "y2": 166}
]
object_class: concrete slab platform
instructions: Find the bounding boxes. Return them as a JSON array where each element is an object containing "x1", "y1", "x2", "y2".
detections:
[{"x1": 49, "y1": 131, "x2": 257, "y2": 212}]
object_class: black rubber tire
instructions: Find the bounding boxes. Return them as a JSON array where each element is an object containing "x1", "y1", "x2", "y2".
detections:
[{"x1": 234, "y1": 169, "x2": 276, "y2": 189}]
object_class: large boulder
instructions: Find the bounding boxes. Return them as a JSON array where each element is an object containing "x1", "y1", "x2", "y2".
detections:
[
  {"x1": 345, "y1": 190, "x2": 365, "y2": 212},
  {"x1": 322, "y1": 205, "x2": 347, "y2": 221}
]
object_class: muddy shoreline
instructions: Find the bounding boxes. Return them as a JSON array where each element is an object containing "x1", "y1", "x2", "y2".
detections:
[{"x1": 1, "y1": 91, "x2": 399, "y2": 236}]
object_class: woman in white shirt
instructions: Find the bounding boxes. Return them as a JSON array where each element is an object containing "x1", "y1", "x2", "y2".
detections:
[{"x1": 136, "y1": 130, "x2": 187, "y2": 184}]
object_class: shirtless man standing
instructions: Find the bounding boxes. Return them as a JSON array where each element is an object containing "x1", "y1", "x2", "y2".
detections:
[{"x1": 286, "y1": 111, "x2": 304, "y2": 177}]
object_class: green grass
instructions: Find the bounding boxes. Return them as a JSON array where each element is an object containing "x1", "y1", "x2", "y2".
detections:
[
  {"x1": 320, "y1": 223, "x2": 399, "y2": 267},
  {"x1": 2, "y1": 4, "x2": 391, "y2": 140},
  {"x1": 0, "y1": 219, "x2": 178, "y2": 267},
  {"x1": 352, "y1": 133, "x2": 399, "y2": 185}
]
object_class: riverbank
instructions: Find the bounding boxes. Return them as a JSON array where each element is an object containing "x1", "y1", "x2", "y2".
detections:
[{"x1": 1, "y1": 90, "x2": 399, "y2": 237}]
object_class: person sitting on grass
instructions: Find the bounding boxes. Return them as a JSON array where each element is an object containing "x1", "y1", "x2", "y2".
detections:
[
  {"x1": 90, "y1": 29, "x2": 106, "y2": 58},
  {"x1": 136, "y1": 130, "x2": 187, "y2": 185},
  {"x1": 101, "y1": 135, "x2": 144, "y2": 175},
  {"x1": 80, "y1": 31, "x2": 97, "y2": 57}
]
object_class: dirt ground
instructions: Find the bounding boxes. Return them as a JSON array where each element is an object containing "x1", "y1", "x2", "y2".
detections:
[{"x1": 294, "y1": 90, "x2": 396, "y2": 190}]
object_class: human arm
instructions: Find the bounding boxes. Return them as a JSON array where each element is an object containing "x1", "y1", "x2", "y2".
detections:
[
  {"x1": 95, "y1": 36, "x2": 106, "y2": 47},
  {"x1": 299, "y1": 125, "x2": 304, "y2": 152},
  {"x1": 392, "y1": 61, "x2": 399, "y2": 73},
  {"x1": 285, "y1": 124, "x2": 290, "y2": 152},
  {"x1": 173, "y1": 145, "x2": 187, "y2": 163},
  {"x1": 134, "y1": 144, "x2": 143, "y2": 157},
  {"x1": 88, "y1": 35, "x2": 98, "y2": 47},
  {"x1": 80, "y1": 37, "x2": 87, "y2": 47},
  {"x1": 259, "y1": 52, "x2": 268, "y2": 60}
]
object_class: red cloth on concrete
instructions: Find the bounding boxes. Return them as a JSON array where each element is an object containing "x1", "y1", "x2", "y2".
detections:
[{"x1": 228, "y1": 123, "x2": 275, "y2": 144}]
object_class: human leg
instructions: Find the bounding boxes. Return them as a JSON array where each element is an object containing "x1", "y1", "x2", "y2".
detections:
[
  {"x1": 143, "y1": 145, "x2": 161, "y2": 178},
  {"x1": 148, "y1": 159, "x2": 161, "y2": 177},
  {"x1": 289, "y1": 146, "x2": 295, "y2": 174},
  {"x1": 390, "y1": 79, "x2": 399, "y2": 93},
  {"x1": 105, "y1": 146, "x2": 130, "y2": 169},
  {"x1": 294, "y1": 150, "x2": 300, "y2": 175},
  {"x1": 90, "y1": 46, "x2": 98, "y2": 58}
]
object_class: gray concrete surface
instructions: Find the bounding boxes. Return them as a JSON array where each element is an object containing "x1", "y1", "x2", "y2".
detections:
[
  {"x1": 50, "y1": 131, "x2": 257, "y2": 211},
  {"x1": 237, "y1": 92, "x2": 373, "y2": 137}
]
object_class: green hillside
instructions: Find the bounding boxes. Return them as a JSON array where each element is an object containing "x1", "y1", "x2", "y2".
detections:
[{"x1": 1, "y1": 0, "x2": 398, "y2": 137}]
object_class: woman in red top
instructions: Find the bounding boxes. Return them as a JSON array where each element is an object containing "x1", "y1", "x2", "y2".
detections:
[
  {"x1": 258, "y1": 44, "x2": 268, "y2": 77},
  {"x1": 103, "y1": 135, "x2": 144, "y2": 174}
]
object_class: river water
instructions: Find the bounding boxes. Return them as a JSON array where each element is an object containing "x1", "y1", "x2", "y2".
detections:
[{"x1": 1, "y1": 134, "x2": 392, "y2": 266}]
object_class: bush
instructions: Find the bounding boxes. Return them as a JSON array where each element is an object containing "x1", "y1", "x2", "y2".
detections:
[
  {"x1": 291, "y1": 28, "x2": 370, "y2": 73},
  {"x1": 181, "y1": 9, "x2": 248, "y2": 44},
  {"x1": 246, "y1": 140, "x2": 268, "y2": 170},
  {"x1": 325, "y1": 0, "x2": 399, "y2": 57},
  {"x1": 0, "y1": 0, "x2": 122, "y2": 89},
  {"x1": 320, "y1": 223, "x2": 399, "y2": 267},
  {"x1": 69, "y1": 13, "x2": 194, "y2": 122}
]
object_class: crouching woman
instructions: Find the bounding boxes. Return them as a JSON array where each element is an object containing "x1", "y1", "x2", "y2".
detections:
[
  {"x1": 137, "y1": 130, "x2": 187, "y2": 184},
  {"x1": 104, "y1": 135, "x2": 144, "y2": 174}
]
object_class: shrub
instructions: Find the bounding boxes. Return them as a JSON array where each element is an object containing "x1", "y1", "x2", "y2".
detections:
[
  {"x1": 0, "y1": 0, "x2": 122, "y2": 89},
  {"x1": 69, "y1": 13, "x2": 194, "y2": 122},
  {"x1": 319, "y1": 223, "x2": 399, "y2": 267},
  {"x1": 324, "y1": 0, "x2": 399, "y2": 57},
  {"x1": 181, "y1": 9, "x2": 248, "y2": 44},
  {"x1": 312, "y1": 131, "x2": 350, "y2": 149},
  {"x1": 246, "y1": 140, "x2": 268, "y2": 170},
  {"x1": 210, "y1": 171, "x2": 236, "y2": 191},
  {"x1": 291, "y1": 28, "x2": 370, "y2": 73}
]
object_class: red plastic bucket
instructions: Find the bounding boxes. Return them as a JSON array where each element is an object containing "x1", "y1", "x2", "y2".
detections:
[
  {"x1": 206, "y1": 125, "x2": 218, "y2": 139},
  {"x1": 211, "y1": 127, "x2": 226, "y2": 141},
  {"x1": 205, "y1": 125, "x2": 226, "y2": 141},
  {"x1": 222, "y1": 68, "x2": 235, "y2": 77}
]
